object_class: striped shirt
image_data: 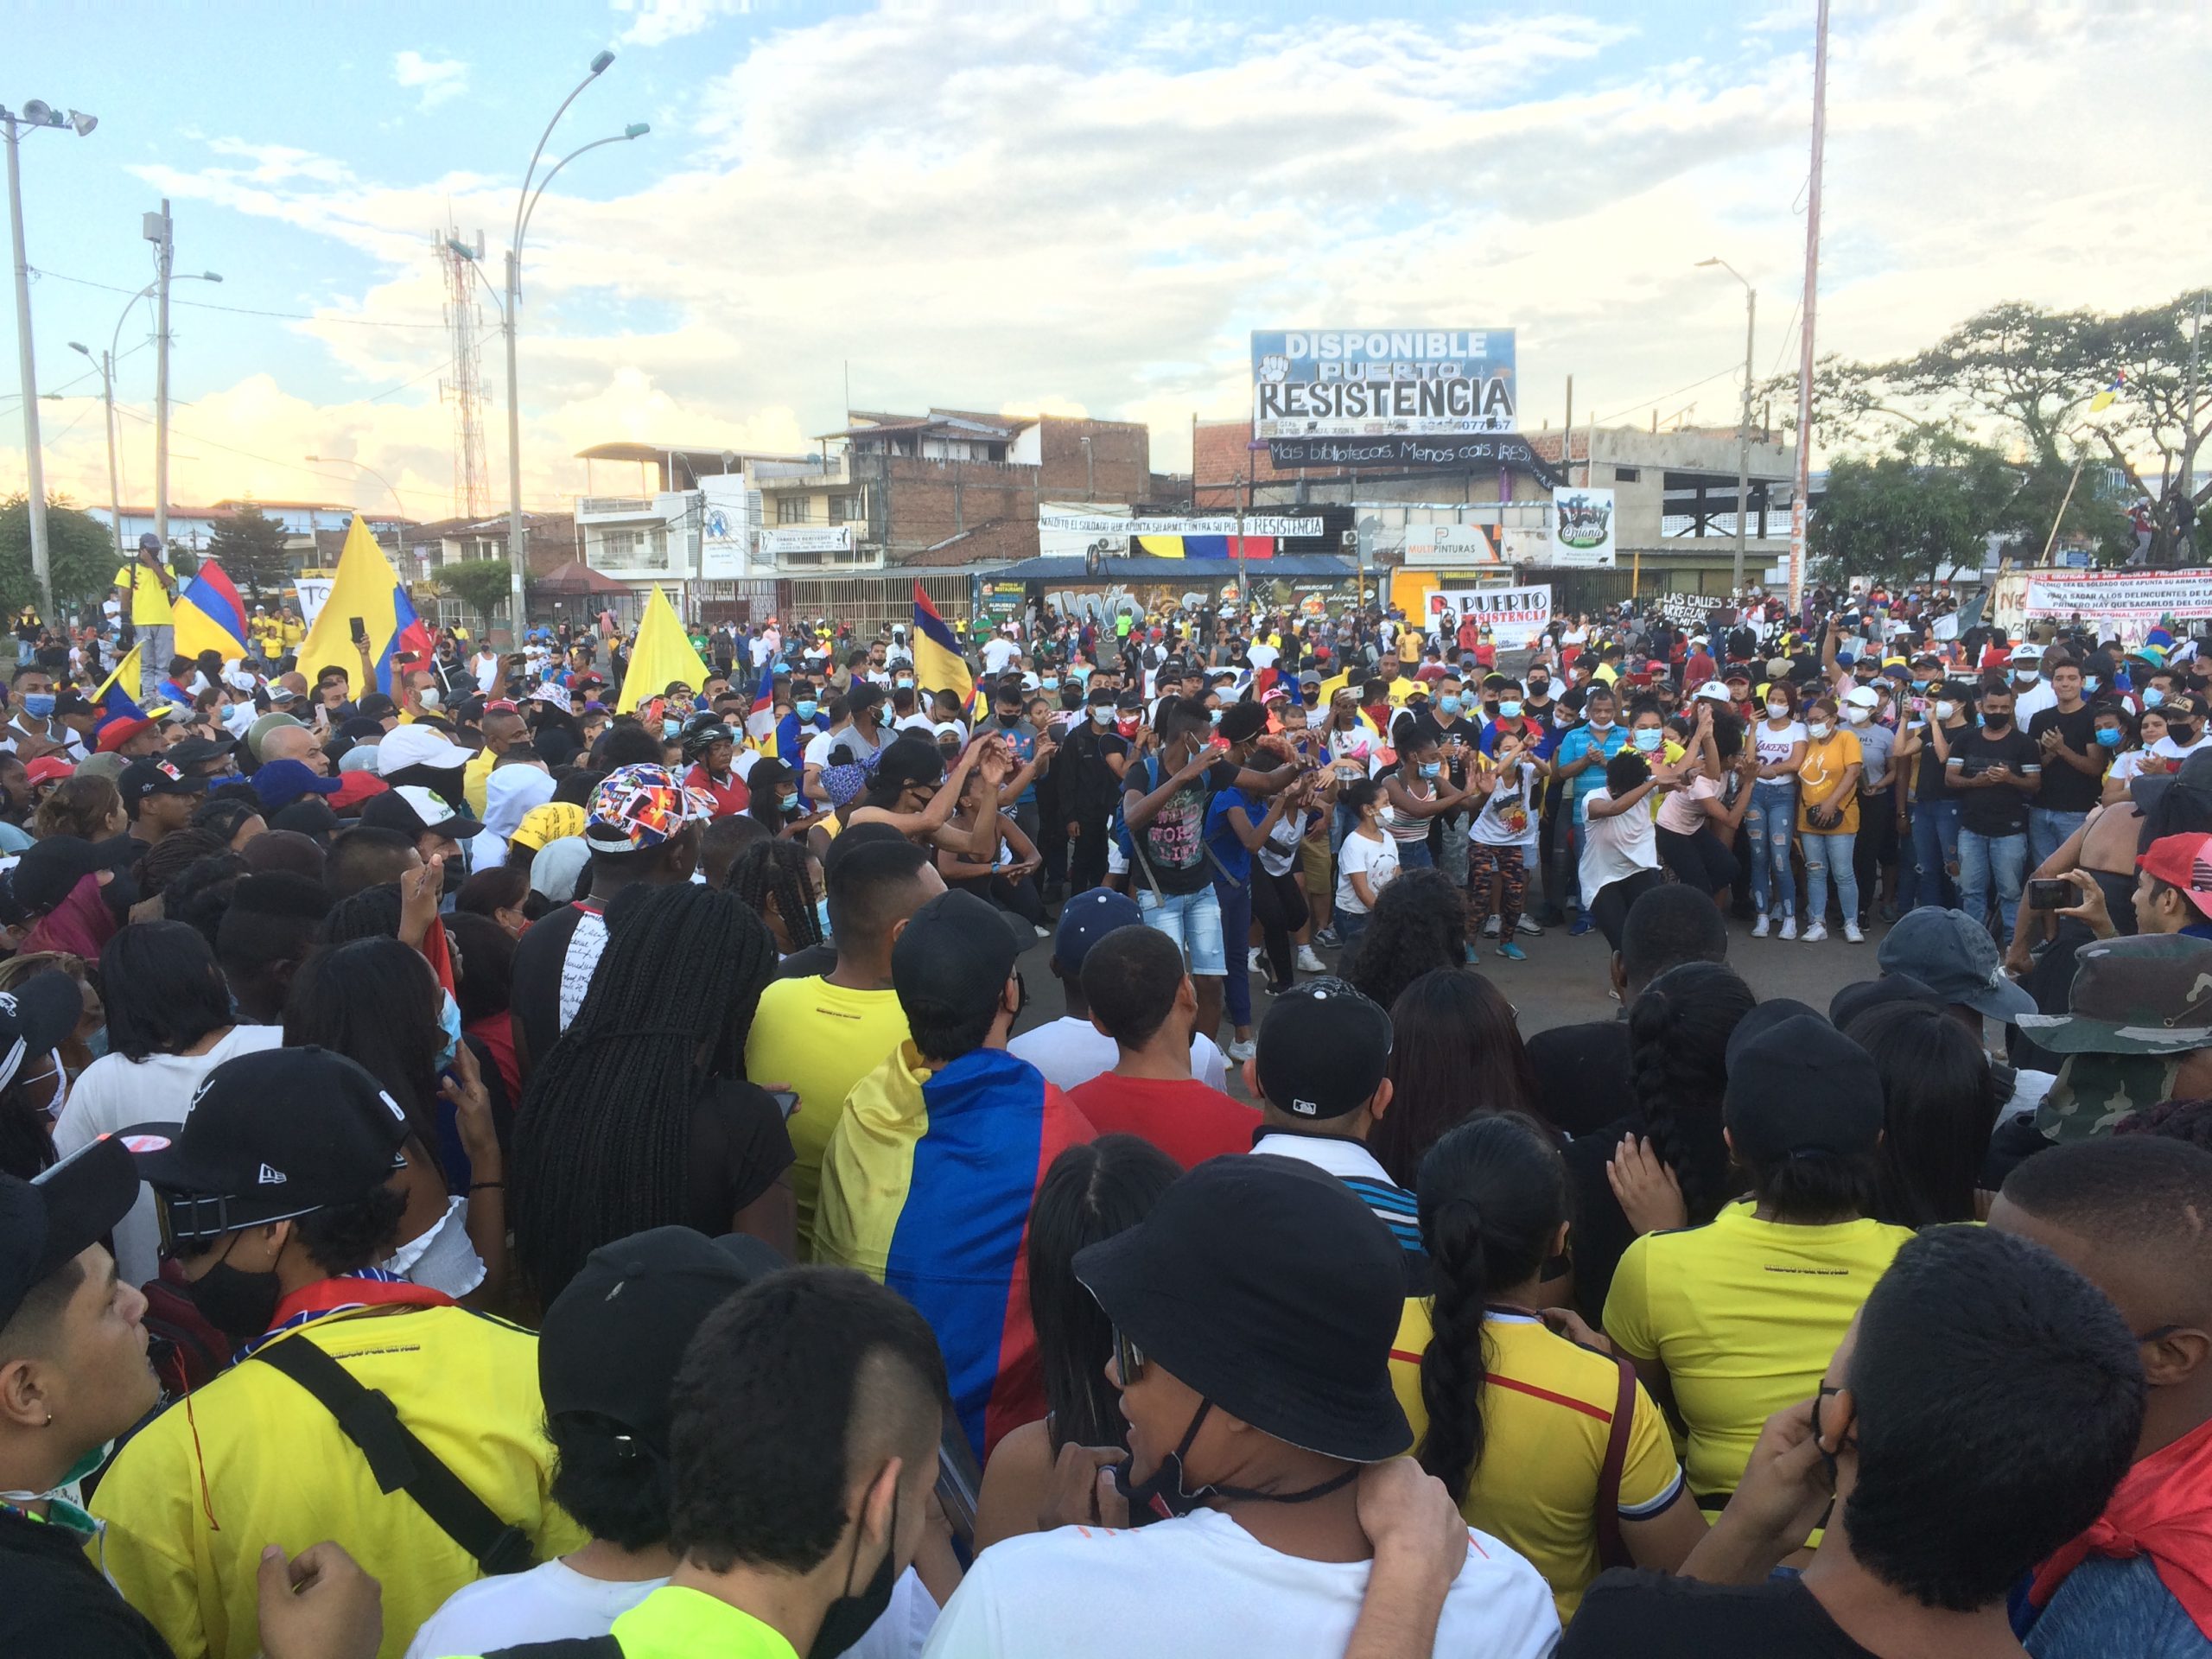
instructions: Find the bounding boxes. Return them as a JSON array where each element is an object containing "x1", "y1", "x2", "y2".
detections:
[{"x1": 1251, "y1": 1128, "x2": 1429, "y2": 1294}]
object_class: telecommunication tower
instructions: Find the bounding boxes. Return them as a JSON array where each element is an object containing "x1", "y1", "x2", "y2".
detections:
[{"x1": 435, "y1": 226, "x2": 491, "y2": 518}]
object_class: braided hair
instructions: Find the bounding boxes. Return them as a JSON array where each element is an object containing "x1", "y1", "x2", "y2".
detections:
[
  {"x1": 727, "y1": 837, "x2": 822, "y2": 951},
  {"x1": 1414, "y1": 1114, "x2": 1568, "y2": 1503},
  {"x1": 511, "y1": 884, "x2": 779, "y2": 1305},
  {"x1": 1625, "y1": 960, "x2": 1755, "y2": 1224}
]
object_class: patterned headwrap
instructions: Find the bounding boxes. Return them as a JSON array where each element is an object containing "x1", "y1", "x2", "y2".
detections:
[{"x1": 585, "y1": 763, "x2": 715, "y2": 853}]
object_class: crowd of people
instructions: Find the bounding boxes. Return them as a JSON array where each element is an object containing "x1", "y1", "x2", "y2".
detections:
[{"x1": 2, "y1": 554, "x2": 2211, "y2": 1659}]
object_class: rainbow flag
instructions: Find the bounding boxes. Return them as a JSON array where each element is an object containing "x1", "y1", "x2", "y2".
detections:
[
  {"x1": 912, "y1": 582, "x2": 974, "y2": 703},
  {"x1": 815, "y1": 1045, "x2": 1093, "y2": 1459},
  {"x1": 172, "y1": 559, "x2": 251, "y2": 661}
]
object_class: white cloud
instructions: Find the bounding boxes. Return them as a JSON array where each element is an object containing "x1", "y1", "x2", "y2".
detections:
[
  {"x1": 393, "y1": 50, "x2": 469, "y2": 111},
  {"x1": 610, "y1": 0, "x2": 751, "y2": 47}
]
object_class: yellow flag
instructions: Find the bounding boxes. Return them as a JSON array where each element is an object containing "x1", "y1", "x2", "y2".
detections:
[
  {"x1": 297, "y1": 515, "x2": 409, "y2": 695},
  {"x1": 620, "y1": 587, "x2": 709, "y2": 714}
]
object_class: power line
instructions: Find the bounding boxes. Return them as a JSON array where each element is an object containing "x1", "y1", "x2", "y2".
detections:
[
  {"x1": 1591, "y1": 361, "x2": 1744, "y2": 428},
  {"x1": 108, "y1": 402, "x2": 460, "y2": 512},
  {"x1": 29, "y1": 266, "x2": 449, "y2": 330}
]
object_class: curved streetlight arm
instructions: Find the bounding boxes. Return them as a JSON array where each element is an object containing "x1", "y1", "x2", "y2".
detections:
[
  {"x1": 1696, "y1": 255, "x2": 1751, "y2": 294},
  {"x1": 110, "y1": 271, "x2": 222, "y2": 365},
  {"x1": 513, "y1": 67, "x2": 608, "y2": 256},
  {"x1": 450, "y1": 247, "x2": 507, "y2": 319},
  {"x1": 518, "y1": 132, "x2": 644, "y2": 253}
]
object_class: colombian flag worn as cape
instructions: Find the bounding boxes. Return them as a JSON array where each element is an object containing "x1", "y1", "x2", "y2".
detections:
[{"x1": 815, "y1": 1044, "x2": 1093, "y2": 1459}]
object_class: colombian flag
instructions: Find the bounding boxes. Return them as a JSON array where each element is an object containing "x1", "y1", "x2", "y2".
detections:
[
  {"x1": 815, "y1": 1046, "x2": 1094, "y2": 1459},
  {"x1": 172, "y1": 559, "x2": 250, "y2": 662},
  {"x1": 88, "y1": 645, "x2": 156, "y2": 739},
  {"x1": 298, "y1": 514, "x2": 432, "y2": 696},
  {"x1": 912, "y1": 581, "x2": 974, "y2": 703}
]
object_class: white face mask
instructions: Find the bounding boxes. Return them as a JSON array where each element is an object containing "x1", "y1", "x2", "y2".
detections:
[
  {"x1": 1844, "y1": 705, "x2": 1872, "y2": 725},
  {"x1": 1767, "y1": 701, "x2": 1790, "y2": 718},
  {"x1": 417, "y1": 687, "x2": 442, "y2": 710},
  {"x1": 1808, "y1": 721, "x2": 1834, "y2": 741},
  {"x1": 1935, "y1": 701, "x2": 1957, "y2": 720}
]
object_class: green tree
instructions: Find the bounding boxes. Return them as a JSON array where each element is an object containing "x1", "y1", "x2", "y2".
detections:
[
  {"x1": 206, "y1": 505, "x2": 294, "y2": 600},
  {"x1": 0, "y1": 495, "x2": 124, "y2": 621},
  {"x1": 435, "y1": 559, "x2": 515, "y2": 629},
  {"x1": 1807, "y1": 435, "x2": 2022, "y2": 588}
]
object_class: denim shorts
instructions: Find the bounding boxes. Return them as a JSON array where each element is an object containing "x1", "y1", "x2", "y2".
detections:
[{"x1": 1136, "y1": 884, "x2": 1227, "y2": 976}]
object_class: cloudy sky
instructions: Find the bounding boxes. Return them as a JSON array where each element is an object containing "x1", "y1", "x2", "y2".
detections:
[{"x1": 3, "y1": 0, "x2": 2203, "y2": 524}]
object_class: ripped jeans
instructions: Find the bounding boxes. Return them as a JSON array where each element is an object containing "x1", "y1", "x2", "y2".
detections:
[{"x1": 1745, "y1": 779, "x2": 1798, "y2": 918}]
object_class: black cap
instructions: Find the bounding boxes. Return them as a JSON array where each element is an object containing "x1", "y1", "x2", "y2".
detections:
[
  {"x1": 162, "y1": 734, "x2": 238, "y2": 770},
  {"x1": 0, "y1": 1135, "x2": 139, "y2": 1329},
  {"x1": 0, "y1": 971, "x2": 89, "y2": 1074},
  {"x1": 893, "y1": 889, "x2": 1022, "y2": 1027},
  {"x1": 1724, "y1": 996, "x2": 1827, "y2": 1071},
  {"x1": 1828, "y1": 974, "x2": 1942, "y2": 1033},
  {"x1": 123, "y1": 1047, "x2": 410, "y2": 1244},
  {"x1": 1076, "y1": 1154, "x2": 1411, "y2": 1463},
  {"x1": 359, "y1": 783, "x2": 486, "y2": 841},
  {"x1": 540, "y1": 1226, "x2": 786, "y2": 1446},
  {"x1": 1254, "y1": 977, "x2": 1391, "y2": 1120},
  {"x1": 118, "y1": 756, "x2": 208, "y2": 812},
  {"x1": 1724, "y1": 1014, "x2": 1885, "y2": 1165},
  {"x1": 13, "y1": 834, "x2": 138, "y2": 914}
]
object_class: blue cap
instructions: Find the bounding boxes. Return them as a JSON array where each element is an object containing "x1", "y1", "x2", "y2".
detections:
[
  {"x1": 1054, "y1": 887, "x2": 1142, "y2": 971},
  {"x1": 251, "y1": 757, "x2": 343, "y2": 814}
]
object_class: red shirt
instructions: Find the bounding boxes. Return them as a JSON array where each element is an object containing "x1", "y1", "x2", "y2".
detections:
[
  {"x1": 1067, "y1": 1074, "x2": 1259, "y2": 1170},
  {"x1": 684, "y1": 762, "x2": 750, "y2": 817},
  {"x1": 1473, "y1": 642, "x2": 1497, "y2": 670}
]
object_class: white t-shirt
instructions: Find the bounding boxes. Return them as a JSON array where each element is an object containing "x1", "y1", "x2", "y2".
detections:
[
  {"x1": 1753, "y1": 718, "x2": 1808, "y2": 771},
  {"x1": 2012, "y1": 678, "x2": 2058, "y2": 726},
  {"x1": 1007, "y1": 1016, "x2": 1229, "y2": 1094},
  {"x1": 52, "y1": 1024, "x2": 287, "y2": 1288},
  {"x1": 921, "y1": 1505, "x2": 1556, "y2": 1659},
  {"x1": 473, "y1": 653, "x2": 502, "y2": 696},
  {"x1": 406, "y1": 1561, "x2": 938, "y2": 1659},
  {"x1": 1468, "y1": 760, "x2": 1540, "y2": 849},
  {"x1": 806, "y1": 722, "x2": 895, "y2": 770},
  {"x1": 1246, "y1": 642, "x2": 1280, "y2": 673},
  {"x1": 982, "y1": 638, "x2": 1022, "y2": 675},
  {"x1": 1579, "y1": 787, "x2": 1660, "y2": 896},
  {"x1": 1334, "y1": 829, "x2": 1400, "y2": 915},
  {"x1": 2151, "y1": 733, "x2": 2212, "y2": 762}
]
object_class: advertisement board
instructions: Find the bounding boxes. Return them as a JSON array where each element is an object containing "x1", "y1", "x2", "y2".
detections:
[
  {"x1": 1549, "y1": 487, "x2": 1617, "y2": 569},
  {"x1": 762, "y1": 525, "x2": 855, "y2": 558},
  {"x1": 1251, "y1": 329, "x2": 1516, "y2": 441},
  {"x1": 1425, "y1": 583, "x2": 1552, "y2": 651},
  {"x1": 1404, "y1": 523, "x2": 1503, "y2": 564},
  {"x1": 699, "y1": 475, "x2": 754, "y2": 579}
]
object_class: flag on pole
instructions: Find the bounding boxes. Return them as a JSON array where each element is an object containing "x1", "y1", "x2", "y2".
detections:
[
  {"x1": 912, "y1": 581, "x2": 973, "y2": 703},
  {"x1": 297, "y1": 515, "x2": 428, "y2": 696},
  {"x1": 619, "y1": 587, "x2": 709, "y2": 714},
  {"x1": 88, "y1": 645, "x2": 153, "y2": 740},
  {"x1": 172, "y1": 560, "x2": 251, "y2": 662},
  {"x1": 2089, "y1": 372, "x2": 2126, "y2": 413}
]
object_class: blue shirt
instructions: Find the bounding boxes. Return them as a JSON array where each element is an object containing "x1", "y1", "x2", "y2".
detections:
[
  {"x1": 1205, "y1": 787, "x2": 1260, "y2": 883},
  {"x1": 774, "y1": 710, "x2": 828, "y2": 767},
  {"x1": 2024, "y1": 1554, "x2": 2211, "y2": 1658},
  {"x1": 1554, "y1": 722, "x2": 1630, "y2": 822}
]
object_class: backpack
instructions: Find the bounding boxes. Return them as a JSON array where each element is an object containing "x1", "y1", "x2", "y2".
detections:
[{"x1": 1111, "y1": 754, "x2": 1243, "y2": 897}]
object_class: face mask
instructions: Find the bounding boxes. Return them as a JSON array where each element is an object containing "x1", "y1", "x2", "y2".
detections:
[
  {"x1": 1982, "y1": 712, "x2": 2011, "y2": 730},
  {"x1": 22, "y1": 1049, "x2": 67, "y2": 1122},
  {"x1": 2095, "y1": 727, "x2": 2124, "y2": 748},
  {"x1": 1935, "y1": 700, "x2": 1957, "y2": 720},
  {"x1": 186, "y1": 1255, "x2": 284, "y2": 1351},
  {"x1": 2145, "y1": 688, "x2": 2166, "y2": 708},
  {"x1": 1767, "y1": 701, "x2": 1790, "y2": 717},
  {"x1": 436, "y1": 990, "x2": 463, "y2": 1071},
  {"x1": 1118, "y1": 717, "x2": 1141, "y2": 738},
  {"x1": 1112, "y1": 1398, "x2": 1356, "y2": 1528},
  {"x1": 1040, "y1": 677, "x2": 1059, "y2": 690},
  {"x1": 1089, "y1": 704, "x2": 1115, "y2": 727},
  {"x1": 418, "y1": 688, "x2": 442, "y2": 710},
  {"x1": 1845, "y1": 705, "x2": 1871, "y2": 725},
  {"x1": 1910, "y1": 678, "x2": 1929, "y2": 692},
  {"x1": 1528, "y1": 681, "x2": 1550, "y2": 697},
  {"x1": 1499, "y1": 700, "x2": 1522, "y2": 719},
  {"x1": 1438, "y1": 695, "x2": 1462, "y2": 715},
  {"x1": 1417, "y1": 760, "x2": 1442, "y2": 779},
  {"x1": 1632, "y1": 728, "x2": 1664, "y2": 752},
  {"x1": 2083, "y1": 677, "x2": 2101, "y2": 693},
  {"x1": 894, "y1": 677, "x2": 914, "y2": 690},
  {"x1": 19, "y1": 693, "x2": 54, "y2": 719},
  {"x1": 1208, "y1": 710, "x2": 1222, "y2": 727},
  {"x1": 814, "y1": 895, "x2": 833, "y2": 944},
  {"x1": 662, "y1": 718, "x2": 682, "y2": 740},
  {"x1": 2170, "y1": 726, "x2": 2197, "y2": 746},
  {"x1": 1000, "y1": 709, "x2": 1023, "y2": 728},
  {"x1": 0, "y1": 1439, "x2": 116, "y2": 1540},
  {"x1": 807, "y1": 1486, "x2": 900, "y2": 1659},
  {"x1": 1808, "y1": 721, "x2": 1834, "y2": 740},
  {"x1": 780, "y1": 792, "x2": 800, "y2": 813},
  {"x1": 794, "y1": 700, "x2": 818, "y2": 721},
  {"x1": 2013, "y1": 674, "x2": 2037, "y2": 688}
]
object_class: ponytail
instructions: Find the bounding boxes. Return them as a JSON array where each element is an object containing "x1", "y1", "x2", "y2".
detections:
[{"x1": 1414, "y1": 1114, "x2": 1567, "y2": 1503}]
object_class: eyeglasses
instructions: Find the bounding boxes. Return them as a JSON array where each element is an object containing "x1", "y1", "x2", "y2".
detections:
[{"x1": 1113, "y1": 1326, "x2": 1147, "y2": 1386}]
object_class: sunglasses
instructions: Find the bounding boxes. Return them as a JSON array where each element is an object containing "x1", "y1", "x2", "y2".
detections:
[{"x1": 1113, "y1": 1326, "x2": 1147, "y2": 1387}]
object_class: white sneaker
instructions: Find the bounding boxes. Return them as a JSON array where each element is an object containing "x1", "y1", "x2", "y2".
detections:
[
  {"x1": 1294, "y1": 944, "x2": 1325, "y2": 973},
  {"x1": 1226, "y1": 1038, "x2": 1255, "y2": 1063},
  {"x1": 1752, "y1": 912, "x2": 1771, "y2": 938},
  {"x1": 1517, "y1": 915, "x2": 1544, "y2": 937},
  {"x1": 1482, "y1": 915, "x2": 1502, "y2": 938},
  {"x1": 1844, "y1": 921, "x2": 1865, "y2": 944},
  {"x1": 1779, "y1": 916, "x2": 1799, "y2": 941},
  {"x1": 1803, "y1": 922, "x2": 1828, "y2": 942},
  {"x1": 1248, "y1": 947, "x2": 1266, "y2": 972}
]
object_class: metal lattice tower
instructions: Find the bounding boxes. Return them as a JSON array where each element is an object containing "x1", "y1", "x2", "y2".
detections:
[{"x1": 435, "y1": 226, "x2": 491, "y2": 518}]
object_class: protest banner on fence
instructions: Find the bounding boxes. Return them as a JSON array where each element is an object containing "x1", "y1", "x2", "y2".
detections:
[
  {"x1": 1427, "y1": 583, "x2": 1551, "y2": 650},
  {"x1": 2021, "y1": 569, "x2": 2212, "y2": 622}
]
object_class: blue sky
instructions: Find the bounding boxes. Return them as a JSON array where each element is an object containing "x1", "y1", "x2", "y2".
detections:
[{"x1": 3, "y1": 0, "x2": 2203, "y2": 521}]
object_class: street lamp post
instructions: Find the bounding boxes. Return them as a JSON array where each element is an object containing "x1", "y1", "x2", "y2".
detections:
[
  {"x1": 4, "y1": 98, "x2": 98, "y2": 622},
  {"x1": 1697, "y1": 257, "x2": 1757, "y2": 596},
  {"x1": 1078, "y1": 434, "x2": 1095, "y2": 500},
  {"x1": 67, "y1": 342, "x2": 123, "y2": 563},
  {"x1": 459, "y1": 52, "x2": 645, "y2": 645},
  {"x1": 305, "y1": 454, "x2": 410, "y2": 581},
  {"x1": 95, "y1": 270, "x2": 219, "y2": 560}
]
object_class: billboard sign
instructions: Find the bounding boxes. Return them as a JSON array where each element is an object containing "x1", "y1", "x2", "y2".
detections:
[
  {"x1": 699, "y1": 475, "x2": 754, "y2": 579},
  {"x1": 1251, "y1": 329, "x2": 1516, "y2": 441},
  {"x1": 1426, "y1": 583, "x2": 1552, "y2": 651},
  {"x1": 1549, "y1": 486, "x2": 1617, "y2": 569},
  {"x1": 762, "y1": 525, "x2": 855, "y2": 558},
  {"x1": 1404, "y1": 524, "x2": 1503, "y2": 564}
]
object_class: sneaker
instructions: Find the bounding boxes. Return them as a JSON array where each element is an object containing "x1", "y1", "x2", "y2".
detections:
[
  {"x1": 1497, "y1": 940, "x2": 1527, "y2": 962},
  {"x1": 1226, "y1": 1038, "x2": 1256, "y2": 1064},
  {"x1": 1294, "y1": 944, "x2": 1325, "y2": 973},
  {"x1": 1878, "y1": 900, "x2": 1900, "y2": 922},
  {"x1": 1248, "y1": 946, "x2": 1267, "y2": 973},
  {"x1": 1482, "y1": 915, "x2": 1502, "y2": 938},
  {"x1": 1464, "y1": 944, "x2": 1483, "y2": 963},
  {"x1": 1844, "y1": 920, "x2": 1865, "y2": 944},
  {"x1": 1569, "y1": 915, "x2": 1595, "y2": 937},
  {"x1": 1516, "y1": 915, "x2": 1544, "y2": 937},
  {"x1": 1313, "y1": 926, "x2": 1340, "y2": 949},
  {"x1": 1779, "y1": 916, "x2": 1799, "y2": 941},
  {"x1": 1033, "y1": 923, "x2": 1052, "y2": 939},
  {"x1": 1752, "y1": 912, "x2": 1771, "y2": 938},
  {"x1": 1803, "y1": 922, "x2": 1827, "y2": 942}
]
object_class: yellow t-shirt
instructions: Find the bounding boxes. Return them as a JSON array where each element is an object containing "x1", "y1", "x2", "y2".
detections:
[
  {"x1": 742, "y1": 974, "x2": 911, "y2": 1258},
  {"x1": 112, "y1": 560, "x2": 175, "y2": 625},
  {"x1": 1604, "y1": 1202, "x2": 1913, "y2": 1502},
  {"x1": 1392, "y1": 1304, "x2": 1684, "y2": 1621},
  {"x1": 1796, "y1": 728, "x2": 1866, "y2": 835}
]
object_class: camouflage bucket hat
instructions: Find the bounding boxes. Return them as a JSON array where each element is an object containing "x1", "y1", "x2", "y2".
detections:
[
  {"x1": 2015, "y1": 932, "x2": 2212, "y2": 1057},
  {"x1": 2036, "y1": 1053, "x2": 2184, "y2": 1146}
]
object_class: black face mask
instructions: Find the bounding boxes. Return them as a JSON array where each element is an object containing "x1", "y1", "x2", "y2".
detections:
[
  {"x1": 441, "y1": 855, "x2": 467, "y2": 896},
  {"x1": 1981, "y1": 713, "x2": 2010, "y2": 730},
  {"x1": 186, "y1": 1256, "x2": 283, "y2": 1351},
  {"x1": 1111, "y1": 1399, "x2": 1357, "y2": 1528},
  {"x1": 997, "y1": 709, "x2": 1021, "y2": 728},
  {"x1": 809, "y1": 1487, "x2": 899, "y2": 1659},
  {"x1": 2170, "y1": 725, "x2": 2197, "y2": 746},
  {"x1": 1527, "y1": 682, "x2": 1550, "y2": 698}
]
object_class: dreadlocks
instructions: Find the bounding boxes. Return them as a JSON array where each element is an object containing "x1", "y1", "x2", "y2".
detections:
[
  {"x1": 727, "y1": 837, "x2": 822, "y2": 950},
  {"x1": 510, "y1": 883, "x2": 780, "y2": 1305}
]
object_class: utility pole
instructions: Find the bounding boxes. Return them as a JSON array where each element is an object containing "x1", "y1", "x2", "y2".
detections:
[
  {"x1": 148, "y1": 199, "x2": 173, "y2": 548},
  {"x1": 505, "y1": 245, "x2": 524, "y2": 639},
  {"x1": 1788, "y1": 0, "x2": 1829, "y2": 615},
  {"x1": 2187, "y1": 289, "x2": 2204, "y2": 532},
  {"x1": 1738, "y1": 286, "x2": 1755, "y2": 595},
  {"x1": 67, "y1": 343, "x2": 123, "y2": 559}
]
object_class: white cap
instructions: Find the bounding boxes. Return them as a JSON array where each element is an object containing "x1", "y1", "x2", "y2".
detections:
[
  {"x1": 1845, "y1": 684, "x2": 1881, "y2": 709},
  {"x1": 932, "y1": 721, "x2": 965, "y2": 740},
  {"x1": 376, "y1": 723, "x2": 475, "y2": 773},
  {"x1": 1692, "y1": 679, "x2": 1733, "y2": 704}
]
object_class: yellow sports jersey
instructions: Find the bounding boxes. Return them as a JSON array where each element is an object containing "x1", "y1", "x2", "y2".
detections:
[
  {"x1": 1392, "y1": 1304, "x2": 1684, "y2": 1620},
  {"x1": 742, "y1": 974, "x2": 911, "y2": 1258},
  {"x1": 1603, "y1": 1202, "x2": 1912, "y2": 1502},
  {"x1": 92, "y1": 1303, "x2": 584, "y2": 1659},
  {"x1": 112, "y1": 561, "x2": 175, "y2": 625}
]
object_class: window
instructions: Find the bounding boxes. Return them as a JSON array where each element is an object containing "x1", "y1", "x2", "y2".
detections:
[
  {"x1": 596, "y1": 528, "x2": 639, "y2": 563},
  {"x1": 830, "y1": 493, "x2": 862, "y2": 522},
  {"x1": 1614, "y1": 466, "x2": 1641, "y2": 483},
  {"x1": 776, "y1": 495, "x2": 810, "y2": 525}
]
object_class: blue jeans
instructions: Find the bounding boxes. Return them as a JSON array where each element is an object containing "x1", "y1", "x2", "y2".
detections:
[
  {"x1": 2029, "y1": 806, "x2": 2089, "y2": 871},
  {"x1": 1136, "y1": 884, "x2": 1226, "y2": 976},
  {"x1": 1745, "y1": 779, "x2": 1798, "y2": 918},
  {"x1": 1215, "y1": 874, "x2": 1254, "y2": 1027},
  {"x1": 1908, "y1": 797, "x2": 1961, "y2": 912},
  {"x1": 1802, "y1": 832, "x2": 1859, "y2": 928},
  {"x1": 1957, "y1": 829, "x2": 2027, "y2": 936},
  {"x1": 1396, "y1": 839, "x2": 1433, "y2": 870}
]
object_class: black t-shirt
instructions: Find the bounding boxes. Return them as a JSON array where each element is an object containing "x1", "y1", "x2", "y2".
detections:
[
  {"x1": 1948, "y1": 724, "x2": 2041, "y2": 837},
  {"x1": 2028, "y1": 703, "x2": 2102, "y2": 812},
  {"x1": 1524, "y1": 1019, "x2": 1634, "y2": 1139},
  {"x1": 1561, "y1": 1111, "x2": 1642, "y2": 1325},
  {"x1": 1914, "y1": 717, "x2": 1967, "y2": 801},
  {"x1": 775, "y1": 942, "x2": 838, "y2": 981},
  {"x1": 1062, "y1": 722, "x2": 1131, "y2": 821},
  {"x1": 1560, "y1": 1570, "x2": 1881, "y2": 1658},
  {"x1": 0, "y1": 1509, "x2": 175, "y2": 1658},
  {"x1": 685, "y1": 1077, "x2": 796, "y2": 1230},
  {"x1": 508, "y1": 901, "x2": 603, "y2": 1070},
  {"x1": 1126, "y1": 757, "x2": 1236, "y2": 897}
]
